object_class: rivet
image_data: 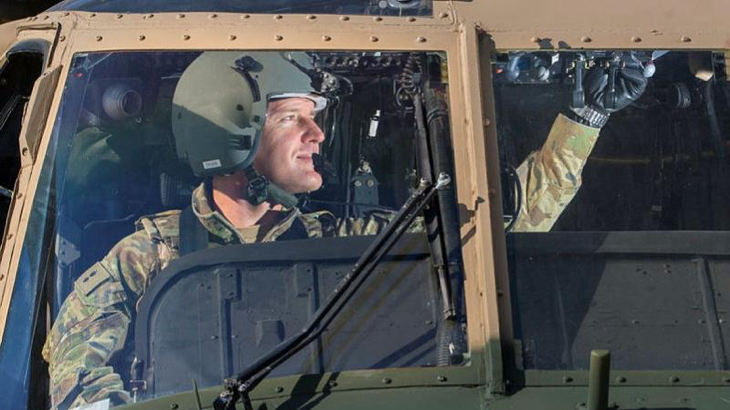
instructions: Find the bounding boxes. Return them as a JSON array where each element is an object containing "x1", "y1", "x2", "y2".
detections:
[
  {"x1": 382, "y1": 377, "x2": 392, "y2": 384},
  {"x1": 328, "y1": 380, "x2": 337, "y2": 387},
  {"x1": 275, "y1": 35, "x2": 284, "y2": 41},
  {"x1": 0, "y1": 275, "x2": 4, "y2": 281},
  {"x1": 138, "y1": 35, "x2": 146, "y2": 41},
  {"x1": 322, "y1": 35, "x2": 332, "y2": 42},
  {"x1": 723, "y1": 376, "x2": 730, "y2": 383},
  {"x1": 581, "y1": 36, "x2": 592, "y2": 43},
  {"x1": 436, "y1": 375, "x2": 447, "y2": 382},
  {"x1": 563, "y1": 376, "x2": 574, "y2": 384},
  {"x1": 720, "y1": 319, "x2": 726, "y2": 324},
  {"x1": 116, "y1": 14, "x2": 124, "y2": 19},
  {"x1": 374, "y1": 16, "x2": 383, "y2": 22},
  {"x1": 531, "y1": 36, "x2": 541, "y2": 43},
  {"x1": 43, "y1": 15, "x2": 50, "y2": 20},
  {"x1": 631, "y1": 36, "x2": 642, "y2": 43},
  {"x1": 170, "y1": 404, "x2": 179, "y2": 409},
  {"x1": 577, "y1": 403, "x2": 586, "y2": 409},
  {"x1": 274, "y1": 15, "x2": 283, "y2": 20},
  {"x1": 147, "y1": 13, "x2": 154, "y2": 19},
  {"x1": 616, "y1": 376, "x2": 627, "y2": 383},
  {"x1": 340, "y1": 16, "x2": 350, "y2": 21},
  {"x1": 699, "y1": 319, "x2": 706, "y2": 324},
  {"x1": 307, "y1": 15, "x2": 316, "y2": 20},
  {"x1": 59, "y1": 35, "x2": 66, "y2": 42},
  {"x1": 63, "y1": 12, "x2": 70, "y2": 16},
  {"x1": 90, "y1": 13, "x2": 96, "y2": 18},
  {"x1": 183, "y1": 34, "x2": 191, "y2": 40},
  {"x1": 275, "y1": 386, "x2": 284, "y2": 393},
  {"x1": 242, "y1": 14, "x2": 251, "y2": 19},
  {"x1": 15, "y1": 193, "x2": 22, "y2": 199},
  {"x1": 439, "y1": 12, "x2": 449, "y2": 18},
  {"x1": 650, "y1": 29, "x2": 661, "y2": 35},
  {"x1": 27, "y1": 17, "x2": 33, "y2": 21},
  {"x1": 96, "y1": 35, "x2": 103, "y2": 42},
  {"x1": 177, "y1": 14, "x2": 185, "y2": 19},
  {"x1": 229, "y1": 35, "x2": 237, "y2": 41},
  {"x1": 6, "y1": 234, "x2": 12, "y2": 241},
  {"x1": 21, "y1": 148, "x2": 29, "y2": 156},
  {"x1": 408, "y1": 17, "x2": 416, "y2": 22},
  {"x1": 416, "y1": 37, "x2": 427, "y2": 43},
  {"x1": 211, "y1": 335, "x2": 218, "y2": 340},
  {"x1": 681, "y1": 36, "x2": 692, "y2": 43},
  {"x1": 209, "y1": 13, "x2": 218, "y2": 19},
  {"x1": 669, "y1": 376, "x2": 680, "y2": 383},
  {"x1": 370, "y1": 36, "x2": 379, "y2": 42}
]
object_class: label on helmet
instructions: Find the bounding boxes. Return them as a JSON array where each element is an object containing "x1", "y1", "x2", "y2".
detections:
[{"x1": 203, "y1": 159, "x2": 222, "y2": 170}]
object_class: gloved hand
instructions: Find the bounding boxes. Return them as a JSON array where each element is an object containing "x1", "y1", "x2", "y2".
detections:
[{"x1": 572, "y1": 53, "x2": 649, "y2": 128}]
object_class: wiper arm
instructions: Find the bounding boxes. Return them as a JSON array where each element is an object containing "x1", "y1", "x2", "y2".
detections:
[{"x1": 213, "y1": 173, "x2": 452, "y2": 410}]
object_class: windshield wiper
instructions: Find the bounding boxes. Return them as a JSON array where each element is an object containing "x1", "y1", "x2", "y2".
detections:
[{"x1": 213, "y1": 172, "x2": 452, "y2": 410}]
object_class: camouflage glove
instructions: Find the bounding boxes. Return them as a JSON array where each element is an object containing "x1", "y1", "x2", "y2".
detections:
[{"x1": 572, "y1": 53, "x2": 648, "y2": 128}]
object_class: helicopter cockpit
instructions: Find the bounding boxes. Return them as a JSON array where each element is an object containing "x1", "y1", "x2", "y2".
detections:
[{"x1": 17, "y1": 49, "x2": 468, "y2": 409}]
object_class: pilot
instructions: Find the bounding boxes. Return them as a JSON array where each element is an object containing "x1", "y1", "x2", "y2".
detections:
[{"x1": 42, "y1": 51, "x2": 646, "y2": 409}]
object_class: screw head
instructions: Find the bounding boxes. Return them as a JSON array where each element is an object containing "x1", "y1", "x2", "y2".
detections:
[
  {"x1": 416, "y1": 37, "x2": 427, "y2": 43},
  {"x1": 436, "y1": 375, "x2": 447, "y2": 382},
  {"x1": 370, "y1": 36, "x2": 379, "y2": 42},
  {"x1": 229, "y1": 35, "x2": 237, "y2": 41},
  {"x1": 669, "y1": 376, "x2": 680, "y2": 383},
  {"x1": 681, "y1": 36, "x2": 692, "y2": 43},
  {"x1": 170, "y1": 404, "x2": 179, "y2": 409},
  {"x1": 275, "y1": 386, "x2": 284, "y2": 393},
  {"x1": 307, "y1": 15, "x2": 317, "y2": 20},
  {"x1": 439, "y1": 12, "x2": 449, "y2": 18},
  {"x1": 177, "y1": 13, "x2": 185, "y2": 19},
  {"x1": 95, "y1": 35, "x2": 103, "y2": 41},
  {"x1": 616, "y1": 376, "x2": 627, "y2": 383},
  {"x1": 581, "y1": 36, "x2": 592, "y2": 43},
  {"x1": 374, "y1": 16, "x2": 383, "y2": 22},
  {"x1": 340, "y1": 16, "x2": 350, "y2": 21},
  {"x1": 275, "y1": 35, "x2": 284, "y2": 41},
  {"x1": 322, "y1": 35, "x2": 332, "y2": 42},
  {"x1": 183, "y1": 34, "x2": 190, "y2": 40},
  {"x1": 328, "y1": 380, "x2": 338, "y2": 387},
  {"x1": 59, "y1": 35, "x2": 66, "y2": 42},
  {"x1": 631, "y1": 36, "x2": 642, "y2": 43},
  {"x1": 138, "y1": 35, "x2": 146, "y2": 41},
  {"x1": 382, "y1": 377, "x2": 392, "y2": 384},
  {"x1": 408, "y1": 17, "x2": 416, "y2": 22}
]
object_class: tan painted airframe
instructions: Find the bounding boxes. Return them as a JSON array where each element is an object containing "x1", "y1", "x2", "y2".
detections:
[{"x1": 0, "y1": 0, "x2": 728, "y2": 397}]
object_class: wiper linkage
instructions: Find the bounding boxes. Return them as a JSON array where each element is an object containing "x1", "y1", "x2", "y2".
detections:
[{"x1": 214, "y1": 173, "x2": 452, "y2": 410}]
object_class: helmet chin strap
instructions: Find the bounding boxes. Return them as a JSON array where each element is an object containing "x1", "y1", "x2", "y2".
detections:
[{"x1": 243, "y1": 166, "x2": 299, "y2": 209}]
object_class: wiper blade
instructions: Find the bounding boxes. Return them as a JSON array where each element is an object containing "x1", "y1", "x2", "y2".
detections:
[{"x1": 214, "y1": 173, "x2": 451, "y2": 410}]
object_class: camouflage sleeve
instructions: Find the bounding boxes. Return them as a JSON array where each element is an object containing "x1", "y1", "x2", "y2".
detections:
[
  {"x1": 335, "y1": 212, "x2": 425, "y2": 237},
  {"x1": 511, "y1": 114, "x2": 601, "y2": 232},
  {"x1": 42, "y1": 230, "x2": 162, "y2": 409}
]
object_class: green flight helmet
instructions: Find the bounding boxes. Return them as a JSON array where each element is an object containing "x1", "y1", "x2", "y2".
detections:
[{"x1": 172, "y1": 51, "x2": 327, "y2": 178}]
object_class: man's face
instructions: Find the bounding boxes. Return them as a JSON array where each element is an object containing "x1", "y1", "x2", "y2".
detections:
[{"x1": 254, "y1": 97, "x2": 325, "y2": 194}]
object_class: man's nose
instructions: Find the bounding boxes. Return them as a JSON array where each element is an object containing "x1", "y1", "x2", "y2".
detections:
[{"x1": 303, "y1": 118, "x2": 325, "y2": 144}]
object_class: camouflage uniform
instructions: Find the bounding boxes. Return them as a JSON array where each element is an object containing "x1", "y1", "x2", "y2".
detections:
[
  {"x1": 42, "y1": 182, "x2": 392, "y2": 409},
  {"x1": 511, "y1": 114, "x2": 600, "y2": 232},
  {"x1": 42, "y1": 114, "x2": 598, "y2": 409}
]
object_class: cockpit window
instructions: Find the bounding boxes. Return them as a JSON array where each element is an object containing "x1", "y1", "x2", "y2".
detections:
[
  {"x1": 493, "y1": 50, "x2": 730, "y2": 371},
  {"x1": 49, "y1": 0, "x2": 432, "y2": 16},
  {"x1": 4, "y1": 50, "x2": 466, "y2": 409}
]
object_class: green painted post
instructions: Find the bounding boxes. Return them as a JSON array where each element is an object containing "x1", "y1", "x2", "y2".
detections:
[{"x1": 587, "y1": 350, "x2": 610, "y2": 410}]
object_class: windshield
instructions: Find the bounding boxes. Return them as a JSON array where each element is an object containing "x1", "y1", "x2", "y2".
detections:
[
  {"x1": 493, "y1": 50, "x2": 730, "y2": 371},
  {"x1": 48, "y1": 0, "x2": 432, "y2": 16},
  {"x1": 2, "y1": 50, "x2": 466, "y2": 409}
]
